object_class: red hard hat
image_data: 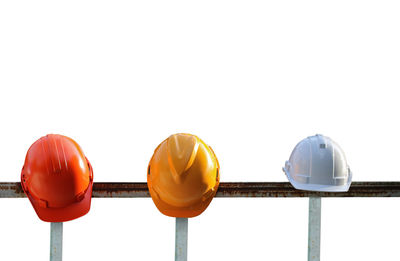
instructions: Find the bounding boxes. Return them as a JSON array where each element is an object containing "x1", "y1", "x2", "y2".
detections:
[{"x1": 21, "y1": 134, "x2": 93, "y2": 222}]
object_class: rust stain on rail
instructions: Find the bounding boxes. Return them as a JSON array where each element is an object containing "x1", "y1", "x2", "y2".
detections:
[
  {"x1": 0, "y1": 182, "x2": 25, "y2": 198},
  {"x1": 1, "y1": 182, "x2": 400, "y2": 198},
  {"x1": 216, "y1": 182, "x2": 400, "y2": 197},
  {"x1": 93, "y1": 183, "x2": 150, "y2": 198}
]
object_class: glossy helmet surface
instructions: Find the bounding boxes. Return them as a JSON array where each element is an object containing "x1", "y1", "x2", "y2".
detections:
[
  {"x1": 21, "y1": 134, "x2": 93, "y2": 222},
  {"x1": 148, "y1": 133, "x2": 220, "y2": 217},
  {"x1": 283, "y1": 134, "x2": 352, "y2": 192}
]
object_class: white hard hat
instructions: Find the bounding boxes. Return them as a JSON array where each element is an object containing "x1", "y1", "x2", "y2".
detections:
[{"x1": 283, "y1": 134, "x2": 352, "y2": 192}]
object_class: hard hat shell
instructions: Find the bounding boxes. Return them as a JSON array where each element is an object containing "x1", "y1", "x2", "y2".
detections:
[
  {"x1": 283, "y1": 134, "x2": 352, "y2": 192},
  {"x1": 21, "y1": 134, "x2": 93, "y2": 222},
  {"x1": 147, "y1": 133, "x2": 220, "y2": 218}
]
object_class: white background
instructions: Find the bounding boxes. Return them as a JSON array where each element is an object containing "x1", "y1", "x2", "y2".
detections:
[{"x1": 1, "y1": 0, "x2": 400, "y2": 260}]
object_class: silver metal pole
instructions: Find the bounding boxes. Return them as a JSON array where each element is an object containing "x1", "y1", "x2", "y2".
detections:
[
  {"x1": 175, "y1": 218, "x2": 188, "y2": 261},
  {"x1": 308, "y1": 197, "x2": 321, "y2": 261},
  {"x1": 50, "y1": 222, "x2": 63, "y2": 261}
]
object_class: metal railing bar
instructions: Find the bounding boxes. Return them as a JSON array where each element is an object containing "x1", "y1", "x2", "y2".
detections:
[{"x1": 2, "y1": 182, "x2": 400, "y2": 198}]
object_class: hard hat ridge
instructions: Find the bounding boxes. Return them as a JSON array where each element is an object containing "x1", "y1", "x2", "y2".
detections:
[
  {"x1": 167, "y1": 134, "x2": 200, "y2": 184},
  {"x1": 41, "y1": 134, "x2": 69, "y2": 174}
]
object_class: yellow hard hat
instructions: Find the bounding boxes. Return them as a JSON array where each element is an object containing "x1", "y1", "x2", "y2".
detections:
[{"x1": 147, "y1": 133, "x2": 220, "y2": 218}]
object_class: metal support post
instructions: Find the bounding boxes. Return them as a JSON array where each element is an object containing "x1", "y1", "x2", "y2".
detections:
[
  {"x1": 308, "y1": 197, "x2": 321, "y2": 261},
  {"x1": 50, "y1": 222, "x2": 63, "y2": 261},
  {"x1": 175, "y1": 217, "x2": 188, "y2": 261}
]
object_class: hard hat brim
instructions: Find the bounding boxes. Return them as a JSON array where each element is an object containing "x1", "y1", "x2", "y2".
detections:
[
  {"x1": 148, "y1": 184, "x2": 218, "y2": 218},
  {"x1": 28, "y1": 182, "x2": 93, "y2": 222},
  {"x1": 283, "y1": 167, "x2": 352, "y2": 192}
]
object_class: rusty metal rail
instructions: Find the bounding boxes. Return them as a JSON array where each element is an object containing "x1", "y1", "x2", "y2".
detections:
[
  {"x1": 1, "y1": 182, "x2": 400, "y2": 198},
  {"x1": 2, "y1": 181, "x2": 400, "y2": 261}
]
